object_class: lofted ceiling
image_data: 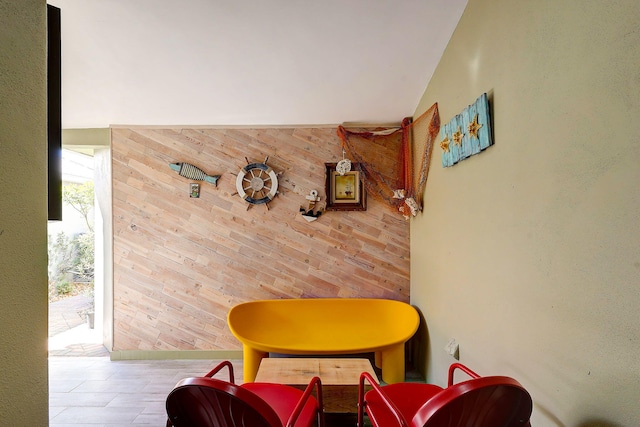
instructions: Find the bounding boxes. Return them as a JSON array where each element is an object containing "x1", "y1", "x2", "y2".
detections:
[{"x1": 48, "y1": 0, "x2": 468, "y2": 129}]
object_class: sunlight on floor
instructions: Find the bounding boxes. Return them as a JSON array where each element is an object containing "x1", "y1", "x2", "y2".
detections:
[{"x1": 49, "y1": 323, "x2": 102, "y2": 351}]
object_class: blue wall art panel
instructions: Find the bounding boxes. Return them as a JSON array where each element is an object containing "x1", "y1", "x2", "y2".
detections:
[{"x1": 440, "y1": 93, "x2": 493, "y2": 167}]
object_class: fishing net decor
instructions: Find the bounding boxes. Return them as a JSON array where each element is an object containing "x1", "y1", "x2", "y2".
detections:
[{"x1": 336, "y1": 102, "x2": 440, "y2": 219}]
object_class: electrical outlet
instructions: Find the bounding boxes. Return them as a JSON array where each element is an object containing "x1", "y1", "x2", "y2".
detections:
[{"x1": 445, "y1": 338, "x2": 460, "y2": 360}]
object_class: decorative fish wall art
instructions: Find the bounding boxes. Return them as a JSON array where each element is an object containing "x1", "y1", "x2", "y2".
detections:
[
  {"x1": 169, "y1": 162, "x2": 221, "y2": 186},
  {"x1": 439, "y1": 93, "x2": 493, "y2": 167}
]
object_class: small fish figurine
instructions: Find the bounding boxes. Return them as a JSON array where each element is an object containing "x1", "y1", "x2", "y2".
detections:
[{"x1": 169, "y1": 162, "x2": 221, "y2": 186}]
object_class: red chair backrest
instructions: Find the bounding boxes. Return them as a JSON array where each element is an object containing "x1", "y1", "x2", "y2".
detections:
[
  {"x1": 412, "y1": 376, "x2": 533, "y2": 427},
  {"x1": 166, "y1": 377, "x2": 283, "y2": 427}
]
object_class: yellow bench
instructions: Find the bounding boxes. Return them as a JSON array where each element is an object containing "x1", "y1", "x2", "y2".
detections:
[{"x1": 227, "y1": 298, "x2": 419, "y2": 384}]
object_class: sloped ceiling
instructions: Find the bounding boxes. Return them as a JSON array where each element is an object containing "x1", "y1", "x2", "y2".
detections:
[{"x1": 48, "y1": 0, "x2": 467, "y2": 128}]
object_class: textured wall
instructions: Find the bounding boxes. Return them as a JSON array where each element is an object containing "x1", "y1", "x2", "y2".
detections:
[
  {"x1": 411, "y1": 0, "x2": 640, "y2": 426},
  {"x1": 0, "y1": 0, "x2": 49, "y2": 423},
  {"x1": 112, "y1": 127, "x2": 410, "y2": 351}
]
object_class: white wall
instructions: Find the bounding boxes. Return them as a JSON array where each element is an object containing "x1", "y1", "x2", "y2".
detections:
[
  {"x1": 0, "y1": 0, "x2": 49, "y2": 423},
  {"x1": 94, "y1": 147, "x2": 113, "y2": 350},
  {"x1": 411, "y1": 0, "x2": 640, "y2": 426}
]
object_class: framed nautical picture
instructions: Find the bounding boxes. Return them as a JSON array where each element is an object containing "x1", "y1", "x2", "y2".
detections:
[{"x1": 325, "y1": 163, "x2": 366, "y2": 211}]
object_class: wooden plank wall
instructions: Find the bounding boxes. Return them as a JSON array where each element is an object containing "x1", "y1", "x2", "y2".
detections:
[{"x1": 112, "y1": 127, "x2": 410, "y2": 351}]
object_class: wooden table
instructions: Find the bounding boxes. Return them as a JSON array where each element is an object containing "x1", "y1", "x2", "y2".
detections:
[{"x1": 254, "y1": 358, "x2": 378, "y2": 413}]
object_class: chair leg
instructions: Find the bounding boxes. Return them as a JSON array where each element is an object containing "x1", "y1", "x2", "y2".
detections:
[
  {"x1": 357, "y1": 403, "x2": 366, "y2": 427},
  {"x1": 381, "y1": 344, "x2": 404, "y2": 384},
  {"x1": 357, "y1": 373, "x2": 369, "y2": 427},
  {"x1": 243, "y1": 345, "x2": 267, "y2": 382},
  {"x1": 374, "y1": 351, "x2": 382, "y2": 369}
]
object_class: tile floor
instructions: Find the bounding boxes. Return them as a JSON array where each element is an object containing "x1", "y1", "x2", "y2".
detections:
[
  {"x1": 49, "y1": 297, "x2": 233, "y2": 425},
  {"x1": 49, "y1": 357, "x2": 231, "y2": 426},
  {"x1": 49, "y1": 357, "x2": 366, "y2": 426},
  {"x1": 47, "y1": 296, "x2": 375, "y2": 426}
]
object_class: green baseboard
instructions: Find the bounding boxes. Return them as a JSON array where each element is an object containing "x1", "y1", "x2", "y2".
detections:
[{"x1": 109, "y1": 350, "x2": 243, "y2": 361}]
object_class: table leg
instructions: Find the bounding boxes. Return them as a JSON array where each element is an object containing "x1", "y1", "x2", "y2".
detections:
[
  {"x1": 381, "y1": 344, "x2": 405, "y2": 384},
  {"x1": 243, "y1": 345, "x2": 267, "y2": 383}
]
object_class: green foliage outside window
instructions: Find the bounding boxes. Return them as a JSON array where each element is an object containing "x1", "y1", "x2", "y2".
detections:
[{"x1": 48, "y1": 181, "x2": 95, "y2": 301}]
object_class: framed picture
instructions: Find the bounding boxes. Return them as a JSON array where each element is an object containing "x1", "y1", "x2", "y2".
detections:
[
  {"x1": 325, "y1": 163, "x2": 366, "y2": 211},
  {"x1": 190, "y1": 183, "x2": 200, "y2": 198}
]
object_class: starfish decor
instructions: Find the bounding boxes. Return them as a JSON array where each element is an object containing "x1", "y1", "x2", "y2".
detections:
[
  {"x1": 468, "y1": 114, "x2": 483, "y2": 139},
  {"x1": 440, "y1": 135, "x2": 450, "y2": 152},
  {"x1": 452, "y1": 127, "x2": 463, "y2": 145},
  {"x1": 439, "y1": 93, "x2": 493, "y2": 168}
]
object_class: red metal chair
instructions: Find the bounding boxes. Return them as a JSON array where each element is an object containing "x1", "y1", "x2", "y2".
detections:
[
  {"x1": 358, "y1": 362, "x2": 533, "y2": 427},
  {"x1": 166, "y1": 360, "x2": 324, "y2": 427}
]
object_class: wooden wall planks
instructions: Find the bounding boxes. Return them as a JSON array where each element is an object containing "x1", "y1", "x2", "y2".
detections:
[{"x1": 112, "y1": 127, "x2": 410, "y2": 351}]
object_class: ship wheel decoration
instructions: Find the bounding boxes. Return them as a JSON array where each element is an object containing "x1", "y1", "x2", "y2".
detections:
[{"x1": 234, "y1": 156, "x2": 280, "y2": 210}]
